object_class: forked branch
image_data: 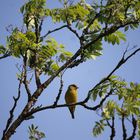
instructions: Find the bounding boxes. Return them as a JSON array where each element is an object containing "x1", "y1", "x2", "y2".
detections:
[
  {"x1": 2, "y1": 71, "x2": 23, "y2": 139},
  {"x1": 26, "y1": 47, "x2": 140, "y2": 117}
]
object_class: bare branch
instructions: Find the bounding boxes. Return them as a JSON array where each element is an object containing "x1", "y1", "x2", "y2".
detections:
[
  {"x1": 41, "y1": 25, "x2": 68, "y2": 40},
  {"x1": 2, "y1": 71, "x2": 23, "y2": 139},
  {"x1": 53, "y1": 74, "x2": 64, "y2": 106},
  {"x1": 39, "y1": 18, "x2": 44, "y2": 34},
  {"x1": 122, "y1": 115, "x2": 127, "y2": 140},
  {"x1": 67, "y1": 25, "x2": 80, "y2": 39},
  {"x1": 106, "y1": 120, "x2": 112, "y2": 128},
  {"x1": 23, "y1": 55, "x2": 32, "y2": 100},
  {"x1": 68, "y1": 57, "x2": 85, "y2": 68},
  {"x1": 0, "y1": 51, "x2": 11, "y2": 60},
  {"x1": 23, "y1": 82, "x2": 32, "y2": 101},
  {"x1": 110, "y1": 116, "x2": 115, "y2": 140},
  {"x1": 127, "y1": 115, "x2": 137, "y2": 140},
  {"x1": 35, "y1": 68, "x2": 41, "y2": 88},
  {"x1": 106, "y1": 116, "x2": 116, "y2": 140}
]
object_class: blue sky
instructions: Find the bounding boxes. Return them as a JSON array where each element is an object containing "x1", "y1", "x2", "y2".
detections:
[{"x1": 0, "y1": 0, "x2": 140, "y2": 140}]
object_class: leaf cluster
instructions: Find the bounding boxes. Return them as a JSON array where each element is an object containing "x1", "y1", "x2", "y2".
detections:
[
  {"x1": 7, "y1": 28, "x2": 37, "y2": 58},
  {"x1": 20, "y1": 0, "x2": 46, "y2": 29},
  {"x1": 92, "y1": 76, "x2": 140, "y2": 137},
  {"x1": 7, "y1": 28, "x2": 73, "y2": 75},
  {"x1": 28, "y1": 124, "x2": 46, "y2": 140}
]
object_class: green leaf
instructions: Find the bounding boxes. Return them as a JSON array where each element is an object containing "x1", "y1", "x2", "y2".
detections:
[
  {"x1": 20, "y1": 5, "x2": 25, "y2": 14},
  {"x1": 104, "y1": 31, "x2": 126, "y2": 45},
  {"x1": 105, "y1": 100, "x2": 116, "y2": 116},
  {"x1": 51, "y1": 63, "x2": 59, "y2": 71},
  {"x1": 124, "y1": 26, "x2": 129, "y2": 32},
  {"x1": 92, "y1": 91, "x2": 98, "y2": 101},
  {"x1": 109, "y1": 75, "x2": 118, "y2": 80},
  {"x1": 93, "y1": 121, "x2": 105, "y2": 137},
  {"x1": 130, "y1": 82, "x2": 135, "y2": 88},
  {"x1": 28, "y1": 124, "x2": 46, "y2": 140},
  {"x1": 116, "y1": 31, "x2": 126, "y2": 41},
  {"x1": 0, "y1": 45, "x2": 6, "y2": 54}
]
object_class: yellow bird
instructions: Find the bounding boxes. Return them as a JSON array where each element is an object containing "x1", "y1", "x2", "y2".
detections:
[{"x1": 65, "y1": 84, "x2": 78, "y2": 119}]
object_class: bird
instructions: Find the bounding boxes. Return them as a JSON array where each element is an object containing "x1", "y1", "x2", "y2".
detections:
[{"x1": 65, "y1": 84, "x2": 78, "y2": 119}]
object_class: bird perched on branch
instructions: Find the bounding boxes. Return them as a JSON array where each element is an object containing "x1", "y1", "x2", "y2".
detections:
[{"x1": 65, "y1": 84, "x2": 78, "y2": 119}]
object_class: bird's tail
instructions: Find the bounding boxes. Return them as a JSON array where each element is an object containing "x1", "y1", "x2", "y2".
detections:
[{"x1": 70, "y1": 110, "x2": 75, "y2": 119}]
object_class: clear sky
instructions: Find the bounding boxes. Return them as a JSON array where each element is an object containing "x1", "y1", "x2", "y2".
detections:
[{"x1": 0, "y1": 0, "x2": 140, "y2": 140}]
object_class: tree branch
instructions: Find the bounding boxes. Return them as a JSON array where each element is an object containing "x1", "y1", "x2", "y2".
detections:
[
  {"x1": 106, "y1": 120, "x2": 112, "y2": 128},
  {"x1": 67, "y1": 25, "x2": 80, "y2": 39},
  {"x1": 2, "y1": 72, "x2": 23, "y2": 139},
  {"x1": 0, "y1": 51, "x2": 11, "y2": 60},
  {"x1": 26, "y1": 88, "x2": 113, "y2": 117},
  {"x1": 68, "y1": 57, "x2": 85, "y2": 68},
  {"x1": 34, "y1": 17, "x2": 42, "y2": 89},
  {"x1": 110, "y1": 116, "x2": 115, "y2": 140},
  {"x1": 23, "y1": 56, "x2": 32, "y2": 100},
  {"x1": 122, "y1": 115, "x2": 127, "y2": 140},
  {"x1": 22, "y1": 46, "x2": 140, "y2": 118},
  {"x1": 83, "y1": 47, "x2": 140, "y2": 103},
  {"x1": 127, "y1": 115, "x2": 137, "y2": 140},
  {"x1": 83, "y1": 13, "x2": 100, "y2": 34},
  {"x1": 53, "y1": 74, "x2": 64, "y2": 106},
  {"x1": 3, "y1": 44, "x2": 140, "y2": 140},
  {"x1": 35, "y1": 68, "x2": 41, "y2": 88},
  {"x1": 80, "y1": 89, "x2": 113, "y2": 111},
  {"x1": 2, "y1": 5, "x2": 140, "y2": 138},
  {"x1": 41, "y1": 25, "x2": 68, "y2": 40}
]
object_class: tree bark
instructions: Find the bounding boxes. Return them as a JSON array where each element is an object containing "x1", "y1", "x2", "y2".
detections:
[{"x1": 2, "y1": 115, "x2": 24, "y2": 140}]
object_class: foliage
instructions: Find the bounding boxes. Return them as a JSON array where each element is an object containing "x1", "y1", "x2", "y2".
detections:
[
  {"x1": 20, "y1": 0, "x2": 46, "y2": 30},
  {"x1": 28, "y1": 124, "x2": 46, "y2": 140},
  {"x1": 92, "y1": 76, "x2": 140, "y2": 138},
  {"x1": 0, "y1": 0, "x2": 140, "y2": 140},
  {"x1": 7, "y1": 28, "x2": 72, "y2": 74},
  {"x1": 93, "y1": 120, "x2": 106, "y2": 137},
  {"x1": 2, "y1": 0, "x2": 140, "y2": 65},
  {"x1": 0, "y1": 45, "x2": 6, "y2": 54}
]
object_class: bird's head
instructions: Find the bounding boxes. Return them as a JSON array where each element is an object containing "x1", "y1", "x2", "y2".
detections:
[{"x1": 69, "y1": 84, "x2": 78, "y2": 90}]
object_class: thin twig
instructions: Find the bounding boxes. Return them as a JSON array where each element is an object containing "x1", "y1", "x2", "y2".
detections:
[
  {"x1": 53, "y1": 74, "x2": 64, "y2": 106},
  {"x1": 41, "y1": 25, "x2": 68, "y2": 40},
  {"x1": 106, "y1": 120, "x2": 112, "y2": 128},
  {"x1": 67, "y1": 25, "x2": 80, "y2": 39}
]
